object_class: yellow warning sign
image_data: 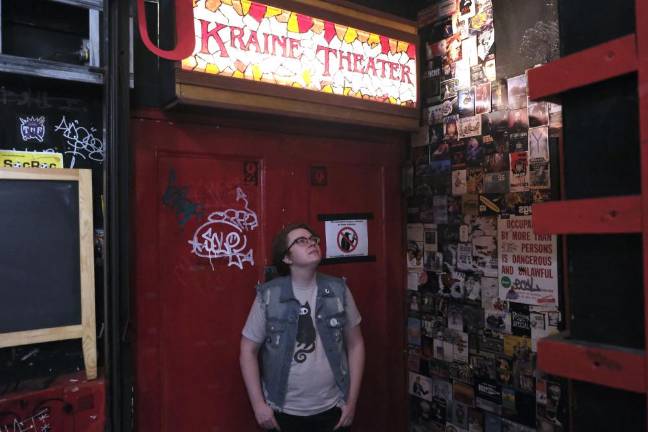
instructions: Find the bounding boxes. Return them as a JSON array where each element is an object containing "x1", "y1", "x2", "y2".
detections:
[{"x1": 0, "y1": 150, "x2": 63, "y2": 169}]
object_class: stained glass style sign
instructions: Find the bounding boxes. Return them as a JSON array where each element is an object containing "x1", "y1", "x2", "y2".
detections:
[{"x1": 182, "y1": 0, "x2": 418, "y2": 106}]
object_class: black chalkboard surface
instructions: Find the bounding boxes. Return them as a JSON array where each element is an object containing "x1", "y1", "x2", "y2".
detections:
[
  {"x1": 0, "y1": 167, "x2": 96, "y2": 379},
  {"x1": 0, "y1": 179, "x2": 81, "y2": 333}
]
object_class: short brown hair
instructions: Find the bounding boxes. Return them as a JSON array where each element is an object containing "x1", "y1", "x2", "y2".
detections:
[{"x1": 271, "y1": 223, "x2": 318, "y2": 276}]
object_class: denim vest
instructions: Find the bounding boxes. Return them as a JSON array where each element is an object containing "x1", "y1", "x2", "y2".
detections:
[{"x1": 258, "y1": 273, "x2": 350, "y2": 410}]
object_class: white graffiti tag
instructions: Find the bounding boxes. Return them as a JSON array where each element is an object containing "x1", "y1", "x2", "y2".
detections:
[
  {"x1": 54, "y1": 116, "x2": 105, "y2": 168},
  {"x1": 188, "y1": 187, "x2": 258, "y2": 270},
  {"x1": 0, "y1": 408, "x2": 50, "y2": 432}
]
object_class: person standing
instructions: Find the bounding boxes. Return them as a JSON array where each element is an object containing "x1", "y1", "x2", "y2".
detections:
[{"x1": 240, "y1": 223, "x2": 365, "y2": 431}]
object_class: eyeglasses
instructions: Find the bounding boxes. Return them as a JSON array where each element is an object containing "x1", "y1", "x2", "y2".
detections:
[{"x1": 284, "y1": 235, "x2": 321, "y2": 254}]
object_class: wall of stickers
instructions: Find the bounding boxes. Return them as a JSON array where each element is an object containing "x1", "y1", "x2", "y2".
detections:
[{"x1": 406, "y1": 0, "x2": 567, "y2": 430}]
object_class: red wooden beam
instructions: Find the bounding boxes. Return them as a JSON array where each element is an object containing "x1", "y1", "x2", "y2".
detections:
[
  {"x1": 528, "y1": 34, "x2": 637, "y2": 100},
  {"x1": 538, "y1": 333, "x2": 646, "y2": 394},
  {"x1": 532, "y1": 195, "x2": 642, "y2": 234}
]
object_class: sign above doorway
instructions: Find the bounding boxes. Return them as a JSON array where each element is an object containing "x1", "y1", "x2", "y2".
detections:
[
  {"x1": 156, "y1": 0, "x2": 420, "y2": 130},
  {"x1": 183, "y1": 0, "x2": 417, "y2": 107}
]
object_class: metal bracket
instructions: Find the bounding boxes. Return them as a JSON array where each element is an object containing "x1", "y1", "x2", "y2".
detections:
[{"x1": 0, "y1": 53, "x2": 104, "y2": 84}]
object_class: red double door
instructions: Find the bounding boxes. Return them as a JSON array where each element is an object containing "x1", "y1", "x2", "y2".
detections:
[{"x1": 132, "y1": 112, "x2": 406, "y2": 431}]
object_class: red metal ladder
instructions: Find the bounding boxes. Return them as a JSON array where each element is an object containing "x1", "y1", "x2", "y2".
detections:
[{"x1": 528, "y1": 0, "x2": 648, "y2": 400}]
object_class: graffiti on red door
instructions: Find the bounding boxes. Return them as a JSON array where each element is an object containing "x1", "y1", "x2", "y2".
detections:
[
  {"x1": 188, "y1": 187, "x2": 258, "y2": 270},
  {"x1": 162, "y1": 169, "x2": 205, "y2": 227},
  {"x1": 0, "y1": 408, "x2": 50, "y2": 432}
]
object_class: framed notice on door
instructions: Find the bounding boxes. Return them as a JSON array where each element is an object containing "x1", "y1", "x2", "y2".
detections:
[{"x1": 318, "y1": 213, "x2": 376, "y2": 264}]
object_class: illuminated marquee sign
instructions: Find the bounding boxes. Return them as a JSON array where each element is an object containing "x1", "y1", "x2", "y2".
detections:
[{"x1": 182, "y1": 0, "x2": 417, "y2": 106}]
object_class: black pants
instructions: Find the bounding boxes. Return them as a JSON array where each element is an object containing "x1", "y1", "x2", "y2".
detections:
[{"x1": 272, "y1": 407, "x2": 351, "y2": 432}]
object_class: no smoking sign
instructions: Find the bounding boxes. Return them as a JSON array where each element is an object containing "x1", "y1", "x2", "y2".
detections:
[
  {"x1": 337, "y1": 227, "x2": 359, "y2": 253},
  {"x1": 325, "y1": 220, "x2": 368, "y2": 258}
]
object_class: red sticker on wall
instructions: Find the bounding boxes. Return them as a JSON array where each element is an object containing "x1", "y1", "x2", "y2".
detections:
[
  {"x1": 310, "y1": 166, "x2": 327, "y2": 186},
  {"x1": 244, "y1": 161, "x2": 258, "y2": 185}
]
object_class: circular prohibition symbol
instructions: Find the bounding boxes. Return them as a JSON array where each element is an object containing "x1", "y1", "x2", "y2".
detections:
[{"x1": 337, "y1": 226, "x2": 359, "y2": 253}]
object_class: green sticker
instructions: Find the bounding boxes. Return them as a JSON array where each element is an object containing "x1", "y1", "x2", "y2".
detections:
[{"x1": 501, "y1": 276, "x2": 511, "y2": 288}]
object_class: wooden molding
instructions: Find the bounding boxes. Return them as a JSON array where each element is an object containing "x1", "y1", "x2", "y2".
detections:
[
  {"x1": 0, "y1": 167, "x2": 80, "y2": 181},
  {"x1": 0, "y1": 325, "x2": 83, "y2": 349},
  {"x1": 175, "y1": 82, "x2": 420, "y2": 131},
  {"x1": 79, "y1": 169, "x2": 97, "y2": 379},
  {"x1": 265, "y1": 0, "x2": 417, "y2": 41},
  {"x1": 176, "y1": 71, "x2": 419, "y2": 118}
]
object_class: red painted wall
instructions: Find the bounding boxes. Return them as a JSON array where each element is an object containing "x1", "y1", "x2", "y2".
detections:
[{"x1": 132, "y1": 110, "x2": 406, "y2": 431}]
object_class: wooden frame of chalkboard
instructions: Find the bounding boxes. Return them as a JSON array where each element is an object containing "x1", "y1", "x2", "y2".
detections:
[{"x1": 0, "y1": 168, "x2": 96, "y2": 379}]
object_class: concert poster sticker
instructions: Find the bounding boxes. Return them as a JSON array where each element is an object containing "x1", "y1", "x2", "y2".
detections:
[
  {"x1": 458, "y1": 115, "x2": 482, "y2": 139},
  {"x1": 458, "y1": 87, "x2": 476, "y2": 117},
  {"x1": 452, "y1": 169, "x2": 468, "y2": 196},
  {"x1": 528, "y1": 127, "x2": 551, "y2": 190},
  {"x1": 528, "y1": 126, "x2": 550, "y2": 162},
  {"x1": 528, "y1": 99, "x2": 549, "y2": 127},
  {"x1": 426, "y1": 103, "x2": 447, "y2": 125},
  {"x1": 455, "y1": 59, "x2": 472, "y2": 89},
  {"x1": 506, "y1": 73, "x2": 528, "y2": 111},
  {"x1": 461, "y1": 35, "x2": 479, "y2": 67},
  {"x1": 475, "y1": 82, "x2": 492, "y2": 115},
  {"x1": 423, "y1": 224, "x2": 439, "y2": 271},
  {"x1": 409, "y1": 372, "x2": 434, "y2": 402},
  {"x1": 459, "y1": 0, "x2": 477, "y2": 20},
  {"x1": 471, "y1": 64, "x2": 488, "y2": 85},
  {"x1": 441, "y1": 78, "x2": 459, "y2": 100},
  {"x1": 484, "y1": 54, "x2": 497, "y2": 82},
  {"x1": 451, "y1": 139, "x2": 467, "y2": 170},
  {"x1": 548, "y1": 102, "x2": 563, "y2": 128},
  {"x1": 491, "y1": 79, "x2": 508, "y2": 111},
  {"x1": 497, "y1": 216, "x2": 558, "y2": 306},
  {"x1": 478, "y1": 25, "x2": 495, "y2": 60},
  {"x1": 509, "y1": 151, "x2": 529, "y2": 192},
  {"x1": 407, "y1": 223, "x2": 424, "y2": 270},
  {"x1": 325, "y1": 219, "x2": 368, "y2": 259}
]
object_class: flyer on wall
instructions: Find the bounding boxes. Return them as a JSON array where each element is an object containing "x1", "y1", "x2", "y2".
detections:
[
  {"x1": 407, "y1": 223, "x2": 425, "y2": 270},
  {"x1": 497, "y1": 215, "x2": 558, "y2": 306}
]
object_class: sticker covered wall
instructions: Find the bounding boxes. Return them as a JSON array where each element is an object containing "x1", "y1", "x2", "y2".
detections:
[{"x1": 409, "y1": 0, "x2": 566, "y2": 430}]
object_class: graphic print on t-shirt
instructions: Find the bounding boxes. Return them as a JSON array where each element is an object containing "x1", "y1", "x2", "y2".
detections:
[{"x1": 294, "y1": 301, "x2": 316, "y2": 363}]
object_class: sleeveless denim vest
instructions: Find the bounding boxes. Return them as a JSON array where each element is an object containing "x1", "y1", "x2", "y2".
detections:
[{"x1": 257, "y1": 273, "x2": 350, "y2": 410}]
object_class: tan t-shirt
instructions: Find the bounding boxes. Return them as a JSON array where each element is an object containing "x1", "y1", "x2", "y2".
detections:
[{"x1": 242, "y1": 281, "x2": 362, "y2": 415}]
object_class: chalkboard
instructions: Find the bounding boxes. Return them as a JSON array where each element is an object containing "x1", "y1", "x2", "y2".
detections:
[
  {"x1": 0, "y1": 168, "x2": 96, "y2": 379},
  {"x1": 0, "y1": 179, "x2": 81, "y2": 332}
]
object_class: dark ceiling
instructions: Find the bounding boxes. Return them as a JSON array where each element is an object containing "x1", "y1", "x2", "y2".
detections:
[{"x1": 344, "y1": 0, "x2": 429, "y2": 21}]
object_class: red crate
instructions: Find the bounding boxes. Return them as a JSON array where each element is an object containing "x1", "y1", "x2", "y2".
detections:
[
  {"x1": 528, "y1": 0, "x2": 648, "y2": 405},
  {"x1": 0, "y1": 372, "x2": 105, "y2": 432}
]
